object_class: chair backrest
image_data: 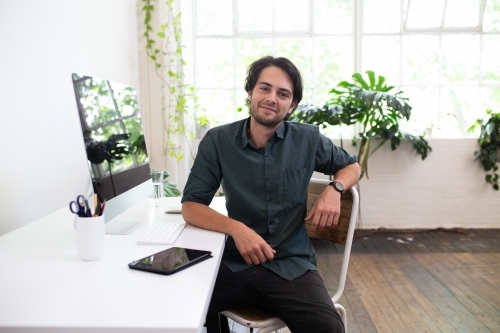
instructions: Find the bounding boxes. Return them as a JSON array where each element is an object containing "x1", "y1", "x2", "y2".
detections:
[
  {"x1": 305, "y1": 179, "x2": 355, "y2": 245},
  {"x1": 305, "y1": 178, "x2": 359, "y2": 303}
]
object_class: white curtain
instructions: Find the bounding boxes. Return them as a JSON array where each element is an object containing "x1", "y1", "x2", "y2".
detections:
[{"x1": 137, "y1": 0, "x2": 194, "y2": 194}]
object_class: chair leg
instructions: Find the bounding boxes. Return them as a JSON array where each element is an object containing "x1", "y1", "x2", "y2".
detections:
[{"x1": 335, "y1": 304, "x2": 347, "y2": 332}]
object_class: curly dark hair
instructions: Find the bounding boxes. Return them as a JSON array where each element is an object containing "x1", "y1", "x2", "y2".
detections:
[{"x1": 244, "y1": 56, "x2": 303, "y2": 120}]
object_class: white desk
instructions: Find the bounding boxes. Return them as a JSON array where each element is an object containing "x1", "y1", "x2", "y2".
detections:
[{"x1": 0, "y1": 197, "x2": 227, "y2": 333}]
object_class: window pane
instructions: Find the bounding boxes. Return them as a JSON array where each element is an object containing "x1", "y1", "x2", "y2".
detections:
[
  {"x1": 402, "y1": 35, "x2": 440, "y2": 86},
  {"x1": 401, "y1": 87, "x2": 439, "y2": 135},
  {"x1": 275, "y1": 0, "x2": 309, "y2": 32},
  {"x1": 406, "y1": 0, "x2": 444, "y2": 28},
  {"x1": 275, "y1": 37, "x2": 313, "y2": 85},
  {"x1": 312, "y1": 87, "x2": 331, "y2": 105},
  {"x1": 444, "y1": 0, "x2": 481, "y2": 27},
  {"x1": 236, "y1": 38, "x2": 273, "y2": 87},
  {"x1": 91, "y1": 122, "x2": 124, "y2": 143},
  {"x1": 196, "y1": 38, "x2": 233, "y2": 88},
  {"x1": 196, "y1": 0, "x2": 233, "y2": 36},
  {"x1": 362, "y1": 36, "x2": 400, "y2": 84},
  {"x1": 300, "y1": 88, "x2": 313, "y2": 106},
  {"x1": 197, "y1": 89, "x2": 234, "y2": 125},
  {"x1": 314, "y1": 36, "x2": 353, "y2": 87},
  {"x1": 363, "y1": 0, "x2": 401, "y2": 33},
  {"x1": 440, "y1": 86, "x2": 480, "y2": 136},
  {"x1": 482, "y1": 34, "x2": 500, "y2": 84},
  {"x1": 238, "y1": 0, "x2": 272, "y2": 32},
  {"x1": 77, "y1": 79, "x2": 117, "y2": 127},
  {"x1": 113, "y1": 83, "x2": 139, "y2": 117},
  {"x1": 442, "y1": 35, "x2": 479, "y2": 84},
  {"x1": 480, "y1": 87, "x2": 500, "y2": 113},
  {"x1": 236, "y1": 89, "x2": 249, "y2": 118},
  {"x1": 314, "y1": 0, "x2": 353, "y2": 34},
  {"x1": 482, "y1": 0, "x2": 500, "y2": 32}
]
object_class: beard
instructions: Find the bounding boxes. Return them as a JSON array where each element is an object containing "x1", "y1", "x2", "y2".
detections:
[{"x1": 249, "y1": 103, "x2": 288, "y2": 128}]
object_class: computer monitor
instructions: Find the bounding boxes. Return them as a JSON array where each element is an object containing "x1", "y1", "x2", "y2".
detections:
[{"x1": 71, "y1": 73, "x2": 152, "y2": 234}]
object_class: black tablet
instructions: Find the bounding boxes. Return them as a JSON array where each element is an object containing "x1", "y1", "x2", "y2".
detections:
[{"x1": 128, "y1": 247, "x2": 212, "y2": 275}]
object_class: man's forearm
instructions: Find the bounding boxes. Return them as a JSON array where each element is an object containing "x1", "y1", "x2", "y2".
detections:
[
  {"x1": 333, "y1": 162, "x2": 361, "y2": 189},
  {"x1": 181, "y1": 201, "x2": 243, "y2": 237},
  {"x1": 182, "y1": 201, "x2": 277, "y2": 264}
]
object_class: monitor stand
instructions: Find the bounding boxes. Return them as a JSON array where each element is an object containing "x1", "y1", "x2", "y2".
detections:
[{"x1": 105, "y1": 220, "x2": 142, "y2": 235}]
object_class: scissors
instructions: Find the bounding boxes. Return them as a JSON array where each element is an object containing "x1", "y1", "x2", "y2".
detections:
[{"x1": 69, "y1": 195, "x2": 91, "y2": 217}]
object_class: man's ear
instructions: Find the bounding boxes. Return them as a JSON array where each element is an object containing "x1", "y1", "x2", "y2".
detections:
[
  {"x1": 289, "y1": 101, "x2": 297, "y2": 113},
  {"x1": 247, "y1": 91, "x2": 253, "y2": 101}
]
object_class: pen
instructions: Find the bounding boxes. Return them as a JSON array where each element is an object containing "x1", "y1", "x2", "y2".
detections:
[
  {"x1": 93, "y1": 194, "x2": 98, "y2": 216},
  {"x1": 84, "y1": 199, "x2": 91, "y2": 217},
  {"x1": 100, "y1": 199, "x2": 107, "y2": 216},
  {"x1": 94, "y1": 202, "x2": 102, "y2": 217}
]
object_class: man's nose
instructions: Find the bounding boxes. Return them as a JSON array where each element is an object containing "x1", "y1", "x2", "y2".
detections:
[{"x1": 265, "y1": 91, "x2": 277, "y2": 103}]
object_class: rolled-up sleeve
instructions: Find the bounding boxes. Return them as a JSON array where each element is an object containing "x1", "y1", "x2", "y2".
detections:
[
  {"x1": 181, "y1": 132, "x2": 222, "y2": 206},
  {"x1": 315, "y1": 134, "x2": 357, "y2": 175}
]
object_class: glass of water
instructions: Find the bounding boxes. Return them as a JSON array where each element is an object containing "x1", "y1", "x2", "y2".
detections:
[{"x1": 150, "y1": 170, "x2": 164, "y2": 206}]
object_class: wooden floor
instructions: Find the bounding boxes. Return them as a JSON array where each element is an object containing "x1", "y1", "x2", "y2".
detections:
[{"x1": 314, "y1": 228, "x2": 500, "y2": 333}]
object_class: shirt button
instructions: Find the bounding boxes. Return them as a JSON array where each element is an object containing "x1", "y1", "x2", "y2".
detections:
[
  {"x1": 269, "y1": 221, "x2": 272, "y2": 225},
  {"x1": 267, "y1": 199, "x2": 271, "y2": 203},
  {"x1": 265, "y1": 176, "x2": 270, "y2": 180},
  {"x1": 265, "y1": 154, "x2": 268, "y2": 158}
]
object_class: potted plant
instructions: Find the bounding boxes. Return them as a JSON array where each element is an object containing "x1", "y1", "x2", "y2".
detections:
[
  {"x1": 468, "y1": 108, "x2": 500, "y2": 190},
  {"x1": 291, "y1": 71, "x2": 432, "y2": 179}
]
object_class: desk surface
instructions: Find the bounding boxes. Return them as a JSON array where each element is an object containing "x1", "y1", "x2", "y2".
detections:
[{"x1": 0, "y1": 197, "x2": 227, "y2": 333}]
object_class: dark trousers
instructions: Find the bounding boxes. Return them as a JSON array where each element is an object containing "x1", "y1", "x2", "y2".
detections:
[{"x1": 206, "y1": 264, "x2": 344, "y2": 333}]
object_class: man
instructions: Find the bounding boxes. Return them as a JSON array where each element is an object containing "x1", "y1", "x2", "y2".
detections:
[{"x1": 181, "y1": 56, "x2": 360, "y2": 333}]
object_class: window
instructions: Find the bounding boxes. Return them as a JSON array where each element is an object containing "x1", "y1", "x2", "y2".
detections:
[{"x1": 184, "y1": 0, "x2": 500, "y2": 138}]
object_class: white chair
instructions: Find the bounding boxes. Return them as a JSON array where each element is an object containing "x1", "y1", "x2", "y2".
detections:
[{"x1": 221, "y1": 178, "x2": 359, "y2": 333}]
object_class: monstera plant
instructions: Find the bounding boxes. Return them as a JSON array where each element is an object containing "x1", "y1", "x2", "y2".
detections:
[
  {"x1": 468, "y1": 108, "x2": 500, "y2": 190},
  {"x1": 291, "y1": 71, "x2": 432, "y2": 179}
]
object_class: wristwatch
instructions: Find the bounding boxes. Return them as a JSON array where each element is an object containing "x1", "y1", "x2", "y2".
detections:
[{"x1": 329, "y1": 181, "x2": 345, "y2": 195}]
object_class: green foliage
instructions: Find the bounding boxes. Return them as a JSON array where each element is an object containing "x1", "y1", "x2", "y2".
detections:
[
  {"x1": 85, "y1": 133, "x2": 133, "y2": 197},
  {"x1": 468, "y1": 109, "x2": 500, "y2": 191},
  {"x1": 73, "y1": 74, "x2": 145, "y2": 174},
  {"x1": 291, "y1": 71, "x2": 432, "y2": 179},
  {"x1": 141, "y1": 0, "x2": 209, "y2": 163},
  {"x1": 161, "y1": 170, "x2": 181, "y2": 197}
]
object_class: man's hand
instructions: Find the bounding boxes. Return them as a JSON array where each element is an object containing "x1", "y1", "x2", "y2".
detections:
[
  {"x1": 182, "y1": 201, "x2": 275, "y2": 265},
  {"x1": 232, "y1": 223, "x2": 276, "y2": 265},
  {"x1": 305, "y1": 186, "x2": 341, "y2": 233}
]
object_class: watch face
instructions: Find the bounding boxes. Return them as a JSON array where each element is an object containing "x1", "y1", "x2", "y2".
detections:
[{"x1": 334, "y1": 182, "x2": 344, "y2": 192}]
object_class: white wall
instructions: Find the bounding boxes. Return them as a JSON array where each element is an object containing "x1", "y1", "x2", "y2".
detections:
[
  {"x1": 0, "y1": 0, "x2": 140, "y2": 235},
  {"x1": 315, "y1": 138, "x2": 500, "y2": 229}
]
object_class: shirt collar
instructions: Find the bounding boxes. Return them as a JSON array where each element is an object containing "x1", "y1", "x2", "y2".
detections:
[{"x1": 240, "y1": 117, "x2": 286, "y2": 149}]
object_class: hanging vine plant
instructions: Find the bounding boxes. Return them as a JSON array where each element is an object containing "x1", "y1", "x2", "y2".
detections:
[
  {"x1": 468, "y1": 108, "x2": 500, "y2": 190},
  {"x1": 141, "y1": 0, "x2": 203, "y2": 162}
]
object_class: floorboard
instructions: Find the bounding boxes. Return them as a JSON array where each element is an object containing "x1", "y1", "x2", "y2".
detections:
[
  {"x1": 315, "y1": 229, "x2": 500, "y2": 333},
  {"x1": 225, "y1": 229, "x2": 500, "y2": 333}
]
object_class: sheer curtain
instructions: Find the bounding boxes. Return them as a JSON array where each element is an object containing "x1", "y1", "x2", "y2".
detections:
[{"x1": 137, "y1": 0, "x2": 194, "y2": 193}]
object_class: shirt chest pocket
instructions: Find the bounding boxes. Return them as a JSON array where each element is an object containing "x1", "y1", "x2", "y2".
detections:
[{"x1": 281, "y1": 166, "x2": 310, "y2": 206}]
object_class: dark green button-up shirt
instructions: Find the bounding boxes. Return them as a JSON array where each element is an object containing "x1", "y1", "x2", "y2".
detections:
[{"x1": 181, "y1": 117, "x2": 357, "y2": 281}]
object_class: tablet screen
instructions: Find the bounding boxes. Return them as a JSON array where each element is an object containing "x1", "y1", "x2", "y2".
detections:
[{"x1": 129, "y1": 247, "x2": 212, "y2": 275}]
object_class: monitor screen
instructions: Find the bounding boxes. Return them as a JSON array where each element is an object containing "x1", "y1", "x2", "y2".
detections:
[{"x1": 71, "y1": 73, "x2": 152, "y2": 224}]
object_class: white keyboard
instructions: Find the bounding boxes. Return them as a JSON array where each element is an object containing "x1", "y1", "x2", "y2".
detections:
[{"x1": 137, "y1": 223, "x2": 186, "y2": 245}]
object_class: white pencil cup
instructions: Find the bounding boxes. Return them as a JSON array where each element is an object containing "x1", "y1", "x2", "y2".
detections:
[{"x1": 73, "y1": 215, "x2": 105, "y2": 261}]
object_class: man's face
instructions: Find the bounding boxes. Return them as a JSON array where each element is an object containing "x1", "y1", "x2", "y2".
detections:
[{"x1": 247, "y1": 66, "x2": 296, "y2": 128}]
